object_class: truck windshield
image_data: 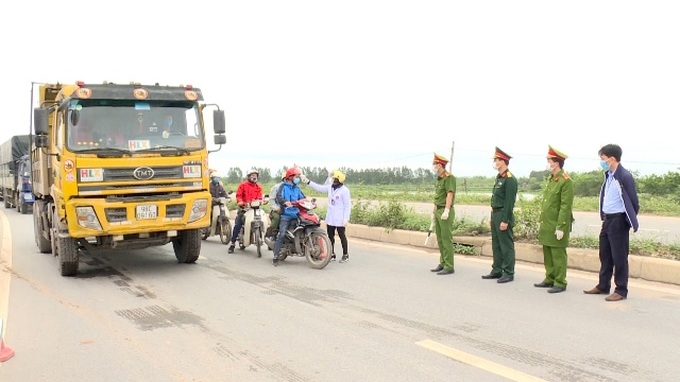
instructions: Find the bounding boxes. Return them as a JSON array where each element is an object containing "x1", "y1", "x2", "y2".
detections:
[{"x1": 67, "y1": 101, "x2": 205, "y2": 153}]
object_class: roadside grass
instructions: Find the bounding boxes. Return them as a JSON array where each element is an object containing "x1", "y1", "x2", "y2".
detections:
[
  {"x1": 322, "y1": 198, "x2": 680, "y2": 261},
  {"x1": 266, "y1": 183, "x2": 680, "y2": 260}
]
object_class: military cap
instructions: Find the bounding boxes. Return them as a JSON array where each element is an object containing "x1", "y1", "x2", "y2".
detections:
[
  {"x1": 493, "y1": 147, "x2": 512, "y2": 161},
  {"x1": 433, "y1": 152, "x2": 448, "y2": 165},
  {"x1": 546, "y1": 145, "x2": 568, "y2": 160}
]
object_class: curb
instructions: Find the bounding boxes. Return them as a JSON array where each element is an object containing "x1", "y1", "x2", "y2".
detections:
[{"x1": 345, "y1": 223, "x2": 680, "y2": 286}]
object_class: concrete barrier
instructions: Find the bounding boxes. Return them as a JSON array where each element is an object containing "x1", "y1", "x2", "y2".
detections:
[{"x1": 344, "y1": 223, "x2": 680, "y2": 286}]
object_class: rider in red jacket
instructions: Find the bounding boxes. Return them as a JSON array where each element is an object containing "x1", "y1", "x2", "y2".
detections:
[{"x1": 228, "y1": 169, "x2": 263, "y2": 253}]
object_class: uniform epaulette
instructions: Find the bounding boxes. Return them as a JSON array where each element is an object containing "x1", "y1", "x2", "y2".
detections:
[
  {"x1": 506, "y1": 171, "x2": 513, "y2": 178},
  {"x1": 562, "y1": 172, "x2": 570, "y2": 180}
]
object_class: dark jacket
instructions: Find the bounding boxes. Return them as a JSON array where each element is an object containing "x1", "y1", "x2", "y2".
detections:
[{"x1": 599, "y1": 164, "x2": 640, "y2": 232}]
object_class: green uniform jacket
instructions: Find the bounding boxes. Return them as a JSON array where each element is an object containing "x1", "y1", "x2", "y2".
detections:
[
  {"x1": 490, "y1": 170, "x2": 517, "y2": 224},
  {"x1": 538, "y1": 170, "x2": 574, "y2": 247},
  {"x1": 434, "y1": 172, "x2": 456, "y2": 207}
]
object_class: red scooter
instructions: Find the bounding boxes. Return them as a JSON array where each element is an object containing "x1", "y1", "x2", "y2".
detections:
[{"x1": 264, "y1": 198, "x2": 332, "y2": 269}]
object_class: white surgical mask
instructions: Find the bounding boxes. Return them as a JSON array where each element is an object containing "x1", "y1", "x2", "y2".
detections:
[{"x1": 492, "y1": 162, "x2": 500, "y2": 170}]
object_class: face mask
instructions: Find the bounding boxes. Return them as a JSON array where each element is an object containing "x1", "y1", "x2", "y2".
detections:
[
  {"x1": 545, "y1": 163, "x2": 552, "y2": 171},
  {"x1": 432, "y1": 165, "x2": 439, "y2": 172},
  {"x1": 492, "y1": 162, "x2": 500, "y2": 170},
  {"x1": 600, "y1": 159, "x2": 610, "y2": 171},
  {"x1": 164, "y1": 118, "x2": 173, "y2": 128},
  {"x1": 212, "y1": 178, "x2": 219, "y2": 183},
  {"x1": 249, "y1": 176, "x2": 258, "y2": 183},
  {"x1": 293, "y1": 177, "x2": 301, "y2": 185}
]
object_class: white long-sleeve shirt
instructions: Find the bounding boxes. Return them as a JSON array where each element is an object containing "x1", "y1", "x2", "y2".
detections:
[{"x1": 308, "y1": 179, "x2": 351, "y2": 227}]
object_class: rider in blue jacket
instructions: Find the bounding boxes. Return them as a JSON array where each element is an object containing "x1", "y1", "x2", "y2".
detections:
[{"x1": 273, "y1": 167, "x2": 306, "y2": 266}]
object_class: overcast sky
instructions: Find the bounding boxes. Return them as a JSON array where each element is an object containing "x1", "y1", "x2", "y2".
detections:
[{"x1": 2, "y1": 1, "x2": 678, "y2": 178}]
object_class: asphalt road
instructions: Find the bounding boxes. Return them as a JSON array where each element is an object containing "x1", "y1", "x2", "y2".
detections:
[{"x1": 1, "y1": 209, "x2": 680, "y2": 382}]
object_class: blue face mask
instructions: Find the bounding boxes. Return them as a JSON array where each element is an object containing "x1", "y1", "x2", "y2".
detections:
[
  {"x1": 599, "y1": 160, "x2": 610, "y2": 171},
  {"x1": 293, "y1": 177, "x2": 301, "y2": 185},
  {"x1": 212, "y1": 177, "x2": 219, "y2": 183}
]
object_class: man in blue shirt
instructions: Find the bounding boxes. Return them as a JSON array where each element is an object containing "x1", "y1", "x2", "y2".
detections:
[{"x1": 584, "y1": 144, "x2": 639, "y2": 302}]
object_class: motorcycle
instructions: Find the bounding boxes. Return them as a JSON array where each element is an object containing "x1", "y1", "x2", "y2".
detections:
[
  {"x1": 201, "y1": 195, "x2": 232, "y2": 244},
  {"x1": 236, "y1": 197, "x2": 271, "y2": 258},
  {"x1": 264, "y1": 198, "x2": 332, "y2": 269}
]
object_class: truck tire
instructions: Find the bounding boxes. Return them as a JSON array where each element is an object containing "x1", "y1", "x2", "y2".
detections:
[
  {"x1": 56, "y1": 235, "x2": 79, "y2": 277},
  {"x1": 34, "y1": 201, "x2": 51, "y2": 253},
  {"x1": 53, "y1": 210, "x2": 79, "y2": 276},
  {"x1": 20, "y1": 203, "x2": 30, "y2": 215},
  {"x1": 172, "y1": 229, "x2": 201, "y2": 264}
]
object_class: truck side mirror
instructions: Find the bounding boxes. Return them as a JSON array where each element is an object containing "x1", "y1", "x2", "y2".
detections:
[
  {"x1": 214, "y1": 135, "x2": 226, "y2": 145},
  {"x1": 34, "y1": 108, "x2": 49, "y2": 135},
  {"x1": 213, "y1": 110, "x2": 225, "y2": 134}
]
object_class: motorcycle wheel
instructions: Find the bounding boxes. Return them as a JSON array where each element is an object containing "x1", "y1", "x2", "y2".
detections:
[
  {"x1": 306, "y1": 229, "x2": 332, "y2": 269},
  {"x1": 253, "y1": 227, "x2": 262, "y2": 258},
  {"x1": 201, "y1": 227, "x2": 209, "y2": 240},
  {"x1": 220, "y1": 219, "x2": 232, "y2": 245}
]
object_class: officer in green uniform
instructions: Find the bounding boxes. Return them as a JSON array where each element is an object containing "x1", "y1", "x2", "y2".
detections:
[
  {"x1": 535, "y1": 146, "x2": 574, "y2": 293},
  {"x1": 482, "y1": 147, "x2": 517, "y2": 283},
  {"x1": 429, "y1": 153, "x2": 456, "y2": 275}
]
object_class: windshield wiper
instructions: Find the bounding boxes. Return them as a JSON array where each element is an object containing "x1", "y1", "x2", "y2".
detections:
[
  {"x1": 74, "y1": 147, "x2": 134, "y2": 157},
  {"x1": 135, "y1": 145, "x2": 191, "y2": 156}
]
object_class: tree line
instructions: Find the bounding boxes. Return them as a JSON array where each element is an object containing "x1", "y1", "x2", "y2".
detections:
[{"x1": 222, "y1": 166, "x2": 680, "y2": 199}]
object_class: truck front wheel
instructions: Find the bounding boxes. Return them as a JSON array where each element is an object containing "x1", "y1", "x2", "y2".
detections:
[
  {"x1": 172, "y1": 229, "x2": 201, "y2": 264},
  {"x1": 53, "y1": 210, "x2": 79, "y2": 276}
]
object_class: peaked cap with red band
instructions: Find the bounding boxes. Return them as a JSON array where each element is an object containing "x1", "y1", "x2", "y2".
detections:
[
  {"x1": 493, "y1": 147, "x2": 512, "y2": 161},
  {"x1": 433, "y1": 152, "x2": 448, "y2": 165},
  {"x1": 546, "y1": 145, "x2": 568, "y2": 160}
]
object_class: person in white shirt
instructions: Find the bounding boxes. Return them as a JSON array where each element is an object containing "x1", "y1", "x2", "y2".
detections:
[{"x1": 301, "y1": 170, "x2": 352, "y2": 262}]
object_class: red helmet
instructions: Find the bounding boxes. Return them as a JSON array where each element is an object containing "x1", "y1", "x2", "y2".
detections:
[{"x1": 285, "y1": 167, "x2": 301, "y2": 179}]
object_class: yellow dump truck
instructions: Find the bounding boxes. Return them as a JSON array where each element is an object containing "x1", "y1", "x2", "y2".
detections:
[{"x1": 31, "y1": 81, "x2": 226, "y2": 276}]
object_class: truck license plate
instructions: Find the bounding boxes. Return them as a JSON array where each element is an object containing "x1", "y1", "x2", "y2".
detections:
[{"x1": 136, "y1": 204, "x2": 158, "y2": 220}]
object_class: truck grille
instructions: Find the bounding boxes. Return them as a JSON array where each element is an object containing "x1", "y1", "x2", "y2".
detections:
[{"x1": 104, "y1": 204, "x2": 186, "y2": 223}]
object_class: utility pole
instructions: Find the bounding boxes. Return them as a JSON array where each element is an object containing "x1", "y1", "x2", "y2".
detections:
[{"x1": 449, "y1": 141, "x2": 455, "y2": 173}]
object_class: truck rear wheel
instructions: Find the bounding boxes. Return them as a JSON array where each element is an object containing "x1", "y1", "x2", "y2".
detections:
[
  {"x1": 20, "y1": 203, "x2": 30, "y2": 215},
  {"x1": 34, "y1": 201, "x2": 51, "y2": 253},
  {"x1": 172, "y1": 229, "x2": 201, "y2": 263}
]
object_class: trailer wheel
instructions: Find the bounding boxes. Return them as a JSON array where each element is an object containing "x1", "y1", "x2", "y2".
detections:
[
  {"x1": 34, "y1": 201, "x2": 51, "y2": 253},
  {"x1": 172, "y1": 229, "x2": 201, "y2": 264},
  {"x1": 53, "y1": 210, "x2": 79, "y2": 276}
]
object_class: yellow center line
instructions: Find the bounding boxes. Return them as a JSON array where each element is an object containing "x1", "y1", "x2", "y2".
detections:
[{"x1": 416, "y1": 339, "x2": 547, "y2": 382}]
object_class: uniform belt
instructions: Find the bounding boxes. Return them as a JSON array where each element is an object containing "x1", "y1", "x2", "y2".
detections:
[
  {"x1": 604, "y1": 212, "x2": 625, "y2": 219},
  {"x1": 492, "y1": 207, "x2": 503, "y2": 212},
  {"x1": 436, "y1": 205, "x2": 446, "y2": 209}
]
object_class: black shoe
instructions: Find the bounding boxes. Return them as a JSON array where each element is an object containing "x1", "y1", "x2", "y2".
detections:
[
  {"x1": 497, "y1": 275, "x2": 514, "y2": 283},
  {"x1": 331, "y1": 254, "x2": 336, "y2": 261},
  {"x1": 272, "y1": 257, "x2": 279, "y2": 266},
  {"x1": 339, "y1": 255, "x2": 349, "y2": 263},
  {"x1": 548, "y1": 286, "x2": 566, "y2": 294},
  {"x1": 431, "y1": 264, "x2": 444, "y2": 272},
  {"x1": 534, "y1": 281, "x2": 553, "y2": 288},
  {"x1": 481, "y1": 273, "x2": 502, "y2": 279},
  {"x1": 437, "y1": 268, "x2": 455, "y2": 275},
  {"x1": 228, "y1": 244, "x2": 235, "y2": 254}
]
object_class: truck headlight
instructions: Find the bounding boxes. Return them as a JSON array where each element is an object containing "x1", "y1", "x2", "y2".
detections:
[
  {"x1": 76, "y1": 206, "x2": 103, "y2": 230},
  {"x1": 188, "y1": 199, "x2": 208, "y2": 222}
]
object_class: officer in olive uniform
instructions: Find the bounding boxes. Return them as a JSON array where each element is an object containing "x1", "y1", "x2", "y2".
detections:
[
  {"x1": 535, "y1": 146, "x2": 574, "y2": 293},
  {"x1": 482, "y1": 147, "x2": 517, "y2": 283},
  {"x1": 430, "y1": 153, "x2": 457, "y2": 275}
]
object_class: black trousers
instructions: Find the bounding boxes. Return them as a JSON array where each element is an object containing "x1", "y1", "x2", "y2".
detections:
[
  {"x1": 598, "y1": 214, "x2": 630, "y2": 297},
  {"x1": 327, "y1": 225, "x2": 348, "y2": 255}
]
